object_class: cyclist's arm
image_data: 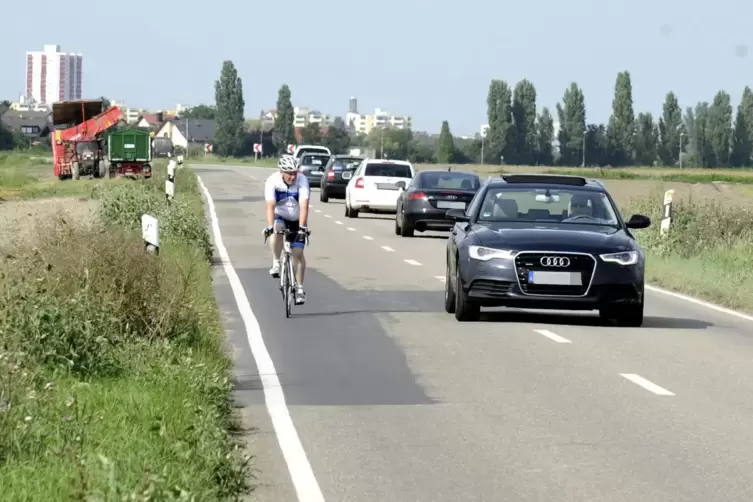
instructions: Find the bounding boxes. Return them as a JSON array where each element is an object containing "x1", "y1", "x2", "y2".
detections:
[
  {"x1": 264, "y1": 178, "x2": 276, "y2": 227},
  {"x1": 298, "y1": 177, "x2": 310, "y2": 227}
]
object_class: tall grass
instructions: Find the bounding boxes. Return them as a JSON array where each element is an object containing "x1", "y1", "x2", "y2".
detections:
[
  {"x1": 624, "y1": 190, "x2": 753, "y2": 310},
  {"x1": 0, "y1": 165, "x2": 249, "y2": 500}
]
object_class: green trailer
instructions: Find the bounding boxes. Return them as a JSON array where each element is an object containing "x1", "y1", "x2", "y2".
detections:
[{"x1": 107, "y1": 128, "x2": 152, "y2": 178}]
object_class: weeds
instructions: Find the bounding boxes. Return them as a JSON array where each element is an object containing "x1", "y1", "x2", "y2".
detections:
[
  {"x1": 0, "y1": 163, "x2": 249, "y2": 500},
  {"x1": 624, "y1": 190, "x2": 753, "y2": 311}
]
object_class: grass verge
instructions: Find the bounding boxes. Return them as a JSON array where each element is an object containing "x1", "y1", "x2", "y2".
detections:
[
  {"x1": 188, "y1": 155, "x2": 277, "y2": 168},
  {"x1": 0, "y1": 163, "x2": 250, "y2": 500},
  {"x1": 624, "y1": 190, "x2": 753, "y2": 312},
  {"x1": 0, "y1": 152, "x2": 105, "y2": 199}
]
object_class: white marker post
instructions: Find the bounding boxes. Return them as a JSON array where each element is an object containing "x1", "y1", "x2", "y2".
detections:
[
  {"x1": 660, "y1": 189, "x2": 674, "y2": 236},
  {"x1": 166, "y1": 160, "x2": 176, "y2": 203},
  {"x1": 142, "y1": 214, "x2": 159, "y2": 255}
]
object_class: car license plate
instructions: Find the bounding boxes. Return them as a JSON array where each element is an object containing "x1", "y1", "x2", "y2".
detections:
[
  {"x1": 528, "y1": 271, "x2": 582, "y2": 286},
  {"x1": 437, "y1": 201, "x2": 466, "y2": 209},
  {"x1": 308, "y1": 171, "x2": 322, "y2": 176},
  {"x1": 377, "y1": 183, "x2": 397, "y2": 190}
]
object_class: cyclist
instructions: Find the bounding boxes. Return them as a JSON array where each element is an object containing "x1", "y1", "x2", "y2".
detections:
[{"x1": 263, "y1": 154, "x2": 311, "y2": 305}]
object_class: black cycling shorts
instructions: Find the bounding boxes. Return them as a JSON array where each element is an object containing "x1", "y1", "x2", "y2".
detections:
[{"x1": 273, "y1": 217, "x2": 306, "y2": 249}]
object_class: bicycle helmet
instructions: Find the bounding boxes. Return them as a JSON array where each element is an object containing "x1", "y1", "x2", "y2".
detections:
[{"x1": 278, "y1": 154, "x2": 298, "y2": 172}]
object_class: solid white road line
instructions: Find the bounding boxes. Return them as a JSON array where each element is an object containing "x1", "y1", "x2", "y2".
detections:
[
  {"x1": 197, "y1": 176, "x2": 325, "y2": 502},
  {"x1": 363, "y1": 236, "x2": 374, "y2": 240},
  {"x1": 347, "y1": 227, "x2": 356, "y2": 231},
  {"x1": 620, "y1": 373, "x2": 675, "y2": 396},
  {"x1": 646, "y1": 284, "x2": 753, "y2": 323},
  {"x1": 434, "y1": 275, "x2": 446, "y2": 282},
  {"x1": 404, "y1": 259, "x2": 422, "y2": 266},
  {"x1": 534, "y1": 329, "x2": 572, "y2": 344},
  {"x1": 381, "y1": 246, "x2": 395, "y2": 252}
]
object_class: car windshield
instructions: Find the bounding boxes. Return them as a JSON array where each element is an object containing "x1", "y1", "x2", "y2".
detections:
[
  {"x1": 421, "y1": 172, "x2": 479, "y2": 190},
  {"x1": 301, "y1": 154, "x2": 330, "y2": 167},
  {"x1": 364, "y1": 163, "x2": 412, "y2": 178},
  {"x1": 477, "y1": 187, "x2": 620, "y2": 227},
  {"x1": 331, "y1": 158, "x2": 362, "y2": 171}
]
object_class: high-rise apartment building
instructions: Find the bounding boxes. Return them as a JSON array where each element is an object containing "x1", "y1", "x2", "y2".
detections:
[{"x1": 25, "y1": 45, "x2": 83, "y2": 104}]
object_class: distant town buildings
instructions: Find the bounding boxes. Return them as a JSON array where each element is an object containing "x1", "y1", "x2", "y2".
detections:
[{"x1": 24, "y1": 45, "x2": 82, "y2": 105}]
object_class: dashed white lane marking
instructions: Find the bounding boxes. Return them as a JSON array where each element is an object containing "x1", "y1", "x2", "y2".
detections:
[
  {"x1": 334, "y1": 220, "x2": 343, "y2": 225},
  {"x1": 620, "y1": 374, "x2": 675, "y2": 396},
  {"x1": 347, "y1": 227, "x2": 356, "y2": 231},
  {"x1": 534, "y1": 329, "x2": 572, "y2": 344},
  {"x1": 363, "y1": 236, "x2": 374, "y2": 240},
  {"x1": 323, "y1": 214, "x2": 332, "y2": 219},
  {"x1": 381, "y1": 246, "x2": 395, "y2": 252},
  {"x1": 315, "y1": 209, "x2": 321, "y2": 213},
  {"x1": 197, "y1": 176, "x2": 324, "y2": 501},
  {"x1": 434, "y1": 275, "x2": 446, "y2": 282},
  {"x1": 404, "y1": 259, "x2": 422, "y2": 266}
]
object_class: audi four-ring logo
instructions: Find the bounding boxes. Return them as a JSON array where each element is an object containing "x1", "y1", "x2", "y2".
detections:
[{"x1": 540, "y1": 256, "x2": 570, "y2": 267}]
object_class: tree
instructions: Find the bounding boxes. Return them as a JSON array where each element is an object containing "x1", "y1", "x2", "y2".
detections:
[
  {"x1": 535, "y1": 107, "x2": 554, "y2": 165},
  {"x1": 213, "y1": 60, "x2": 246, "y2": 156},
  {"x1": 706, "y1": 90, "x2": 733, "y2": 167},
  {"x1": 731, "y1": 86, "x2": 753, "y2": 166},
  {"x1": 634, "y1": 113, "x2": 659, "y2": 166},
  {"x1": 556, "y1": 82, "x2": 587, "y2": 166},
  {"x1": 486, "y1": 80, "x2": 513, "y2": 164},
  {"x1": 182, "y1": 104, "x2": 217, "y2": 119},
  {"x1": 321, "y1": 119, "x2": 350, "y2": 154},
  {"x1": 274, "y1": 84, "x2": 295, "y2": 152},
  {"x1": 606, "y1": 71, "x2": 636, "y2": 166},
  {"x1": 512, "y1": 79, "x2": 537, "y2": 165},
  {"x1": 435, "y1": 120, "x2": 456, "y2": 163},
  {"x1": 300, "y1": 122, "x2": 322, "y2": 144}
]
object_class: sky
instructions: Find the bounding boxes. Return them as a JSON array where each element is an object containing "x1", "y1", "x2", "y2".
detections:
[{"x1": 2, "y1": 0, "x2": 752, "y2": 136}]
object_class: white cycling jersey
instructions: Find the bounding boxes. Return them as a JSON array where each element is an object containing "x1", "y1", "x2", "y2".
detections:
[{"x1": 264, "y1": 171, "x2": 310, "y2": 221}]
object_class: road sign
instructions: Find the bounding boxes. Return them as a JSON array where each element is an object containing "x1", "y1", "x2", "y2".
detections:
[
  {"x1": 287, "y1": 144, "x2": 296, "y2": 154},
  {"x1": 204, "y1": 143, "x2": 213, "y2": 153},
  {"x1": 253, "y1": 143, "x2": 263, "y2": 153},
  {"x1": 141, "y1": 214, "x2": 159, "y2": 254}
]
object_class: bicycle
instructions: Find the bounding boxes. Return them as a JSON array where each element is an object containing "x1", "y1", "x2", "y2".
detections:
[{"x1": 264, "y1": 227, "x2": 311, "y2": 318}]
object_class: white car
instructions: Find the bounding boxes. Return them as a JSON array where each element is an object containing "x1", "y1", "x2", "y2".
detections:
[
  {"x1": 344, "y1": 158, "x2": 416, "y2": 218},
  {"x1": 293, "y1": 145, "x2": 331, "y2": 163}
]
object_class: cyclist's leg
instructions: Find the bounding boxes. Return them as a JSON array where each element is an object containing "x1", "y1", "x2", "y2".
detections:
[{"x1": 268, "y1": 218, "x2": 285, "y2": 277}]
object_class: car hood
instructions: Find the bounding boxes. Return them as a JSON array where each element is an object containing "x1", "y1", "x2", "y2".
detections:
[{"x1": 473, "y1": 223, "x2": 632, "y2": 253}]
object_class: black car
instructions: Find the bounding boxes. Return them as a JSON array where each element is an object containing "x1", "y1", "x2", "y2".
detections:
[
  {"x1": 444, "y1": 174, "x2": 651, "y2": 325},
  {"x1": 394, "y1": 169, "x2": 481, "y2": 237},
  {"x1": 319, "y1": 155, "x2": 364, "y2": 202},
  {"x1": 298, "y1": 153, "x2": 331, "y2": 188}
]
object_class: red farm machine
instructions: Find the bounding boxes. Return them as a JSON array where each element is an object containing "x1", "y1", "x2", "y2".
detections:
[{"x1": 51, "y1": 99, "x2": 123, "y2": 180}]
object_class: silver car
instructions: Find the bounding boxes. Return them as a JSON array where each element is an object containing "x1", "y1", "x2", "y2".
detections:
[{"x1": 298, "y1": 153, "x2": 331, "y2": 188}]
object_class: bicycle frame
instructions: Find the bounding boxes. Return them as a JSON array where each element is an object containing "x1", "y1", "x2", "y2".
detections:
[{"x1": 264, "y1": 228, "x2": 310, "y2": 317}]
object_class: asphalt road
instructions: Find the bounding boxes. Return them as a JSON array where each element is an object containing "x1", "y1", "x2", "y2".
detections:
[{"x1": 196, "y1": 164, "x2": 753, "y2": 502}]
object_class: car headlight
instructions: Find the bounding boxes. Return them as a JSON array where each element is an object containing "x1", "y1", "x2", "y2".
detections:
[
  {"x1": 600, "y1": 250, "x2": 639, "y2": 266},
  {"x1": 468, "y1": 246, "x2": 515, "y2": 261}
]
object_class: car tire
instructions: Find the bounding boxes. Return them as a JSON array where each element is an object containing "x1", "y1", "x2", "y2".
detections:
[
  {"x1": 454, "y1": 265, "x2": 480, "y2": 321},
  {"x1": 444, "y1": 261, "x2": 456, "y2": 313},
  {"x1": 400, "y1": 210, "x2": 414, "y2": 237},
  {"x1": 345, "y1": 199, "x2": 359, "y2": 218},
  {"x1": 394, "y1": 212, "x2": 401, "y2": 235},
  {"x1": 320, "y1": 189, "x2": 329, "y2": 203}
]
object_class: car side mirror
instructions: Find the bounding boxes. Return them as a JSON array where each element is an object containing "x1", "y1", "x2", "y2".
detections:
[
  {"x1": 625, "y1": 214, "x2": 651, "y2": 229},
  {"x1": 446, "y1": 208, "x2": 470, "y2": 222},
  {"x1": 395, "y1": 181, "x2": 406, "y2": 190}
]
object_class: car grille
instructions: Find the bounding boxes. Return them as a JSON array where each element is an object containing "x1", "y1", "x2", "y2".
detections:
[
  {"x1": 469, "y1": 280, "x2": 512, "y2": 299},
  {"x1": 514, "y1": 252, "x2": 596, "y2": 296}
]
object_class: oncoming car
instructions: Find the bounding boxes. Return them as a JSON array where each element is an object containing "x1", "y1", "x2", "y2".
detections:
[
  {"x1": 345, "y1": 159, "x2": 415, "y2": 218},
  {"x1": 444, "y1": 174, "x2": 651, "y2": 325}
]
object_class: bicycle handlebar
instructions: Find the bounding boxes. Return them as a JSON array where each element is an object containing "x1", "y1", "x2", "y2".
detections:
[{"x1": 263, "y1": 228, "x2": 311, "y2": 246}]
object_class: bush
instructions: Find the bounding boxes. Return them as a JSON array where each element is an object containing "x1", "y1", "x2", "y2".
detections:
[
  {"x1": 624, "y1": 191, "x2": 753, "y2": 309},
  {"x1": 0, "y1": 163, "x2": 248, "y2": 500}
]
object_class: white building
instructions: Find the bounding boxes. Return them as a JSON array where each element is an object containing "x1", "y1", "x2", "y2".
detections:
[{"x1": 25, "y1": 45, "x2": 83, "y2": 105}]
